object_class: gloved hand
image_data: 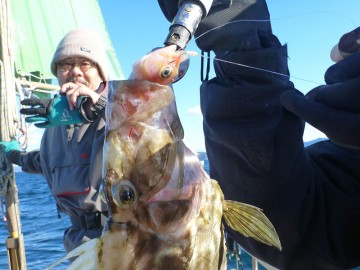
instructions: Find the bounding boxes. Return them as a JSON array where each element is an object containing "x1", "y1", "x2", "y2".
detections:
[
  {"x1": 20, "y1": 95, "x2": 85, "y2": 128},
  {"x1": 280, "y1": 52, "x2": 360, "y2": 148},
  {"x1": 327, "y1": 26, "x2": 360, "y2": 83},
  {"x1": 330, "y1": 26, "x2": 360, "y2": 63},
  {"x1": 0, "y1": 140, "x2": 21, "y2": 158}
]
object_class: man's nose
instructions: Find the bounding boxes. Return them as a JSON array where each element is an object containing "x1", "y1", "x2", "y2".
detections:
[{"x1": 69, "y1": 64, "x2": 83, "y2": 74}]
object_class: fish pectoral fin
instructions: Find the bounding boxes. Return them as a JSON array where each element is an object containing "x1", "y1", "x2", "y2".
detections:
[
  {"x1": 223, "y1": 200, "x2": 282, "y2": 251},
  {"x1": 45, "y1": 238, "x2": 101, "y2": 270}
]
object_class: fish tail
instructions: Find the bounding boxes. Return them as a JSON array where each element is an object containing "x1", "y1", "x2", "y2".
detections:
[
  {"x1": 223, "y1": 200, "x2": 282, "y2": 250},
  {"x1": 46, "y1": 238, "x2": 101, "y2": 270}
]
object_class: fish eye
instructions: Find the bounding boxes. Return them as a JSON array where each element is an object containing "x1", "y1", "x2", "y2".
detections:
[
  {"x1": 160, "y1": 67, "x2": 172, "y2": 79},
  {"x1": 111, "y1": 180, "x2": 137, "y2": 208}
]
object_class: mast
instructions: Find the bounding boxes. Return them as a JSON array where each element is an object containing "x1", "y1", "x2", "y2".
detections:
[{"x1": 0, "y1": 0, "x2": 27, "y2": 269}]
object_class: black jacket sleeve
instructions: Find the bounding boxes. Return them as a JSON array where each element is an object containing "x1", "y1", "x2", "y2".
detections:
[
  {"x1": 201, "y1": 40, "x2": 360, "y2": 269},
  {"x1": 9, "y1": 150, "x2": 43, "y2": 174}
]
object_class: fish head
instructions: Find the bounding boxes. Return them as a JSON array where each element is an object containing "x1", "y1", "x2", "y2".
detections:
[
  {"x1": 103, "y1": 81, "x2": 202, "y2": 235},
  {"x1": 103, "y1": 128, "x2": 199, "y2": 233},
  {"x1": 95, "y1": 78, "x2": 231, "y2": 269},
  {"x1": 131, "y1": 45, "x2": 182, "y2": 85}
]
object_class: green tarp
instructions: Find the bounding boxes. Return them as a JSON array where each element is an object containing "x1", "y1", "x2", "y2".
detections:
[{"x1": 11, "y1": 0, "x2": 124, "y2": 80}]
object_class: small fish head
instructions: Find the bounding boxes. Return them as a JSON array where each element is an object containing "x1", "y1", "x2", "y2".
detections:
[{"x1": 131, "y1": 45, "x2": 182, "y2": 85}]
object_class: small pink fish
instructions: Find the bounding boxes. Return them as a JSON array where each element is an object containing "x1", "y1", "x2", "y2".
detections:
[{"x1": 130, "y1": 45, "x2": 182, "y2": 85}]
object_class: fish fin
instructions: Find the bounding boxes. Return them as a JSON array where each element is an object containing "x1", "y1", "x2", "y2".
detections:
[
  {"x1": 45, "y1": 238, "x2": 101, "y2": 270},
  {"x1": 223, "y1": 200, "x2": 282, "y2": 250}
]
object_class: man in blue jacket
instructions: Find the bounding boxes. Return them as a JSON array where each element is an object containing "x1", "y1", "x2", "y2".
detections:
[
  {"x1": 158, "y1": 0, "x2": 360, "y2": 269},
  {"x1": 1, "y1": 29, "x2": 109, "y2": 253}
]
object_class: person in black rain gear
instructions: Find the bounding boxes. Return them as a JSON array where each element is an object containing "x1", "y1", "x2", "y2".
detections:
[{"x1": 158, "y1": 0, "x2": 360, "y2": 269}]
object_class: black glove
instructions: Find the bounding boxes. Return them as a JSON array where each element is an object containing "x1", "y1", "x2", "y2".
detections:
[
  {"x1": 327, "y1": 26, "x2": 360, "y2": 83},
  {"x1": 20, "y1": 95, "x2": 85, "y2": 128},
  {"x1": 330, "y1": 26, "x2": 360, "y2": 62},
  {"x1": 326, "y1": 51, "x2": 360, "y2": 84},
  {"x1": 280, "y1": 52, "x2": 360, "y2": 148}
]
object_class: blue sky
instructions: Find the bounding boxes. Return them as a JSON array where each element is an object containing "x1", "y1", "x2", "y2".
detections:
[{"x1": 26, "y1": 1, "x2": 360, "y2": 152}]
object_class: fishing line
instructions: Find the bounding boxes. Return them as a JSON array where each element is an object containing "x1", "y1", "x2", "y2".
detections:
[
  {"x1": 193, "y1": 12, "x2": 357, "y2": 86},
  {"x1": 190, "y1": 51, "x2": 324, "y2": 86},
  {"x1": 211, "y1": 56, "x2": 324, "y2": 85},
  {"x1": 194, "y1": 20, "x2": 325, "y2": 85},
  {"x1": 196, "y1": 12, "x2": 357, "y2": 40}
]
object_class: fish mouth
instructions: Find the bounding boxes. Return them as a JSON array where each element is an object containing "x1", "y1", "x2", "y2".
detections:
[{"x1": 172, "y1": 51, "x2": 189, "y2": 83}]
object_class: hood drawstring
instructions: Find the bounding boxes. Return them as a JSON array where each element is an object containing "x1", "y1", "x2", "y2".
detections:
[{"x1": 201, "y1": 50, "x2": 211, "y2": 82}]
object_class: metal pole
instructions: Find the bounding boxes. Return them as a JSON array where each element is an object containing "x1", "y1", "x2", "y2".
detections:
[
  {"x1": 0, "y1": 0, "x2": 27, "y2": 269},
  {"x1": 4, "y1": 169, "x2": 26, "y2": 270},
  {"x1": 252, "y1": 257, "x2": 258, "y2": 270}
]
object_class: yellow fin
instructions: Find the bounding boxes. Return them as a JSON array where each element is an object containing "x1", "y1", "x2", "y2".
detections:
[
  {"x1": 46, "y1": 238, "x2": 101, "y2": 270},
  {"x1": 223, "y1": 200, "x2": 282, "y2": 250}
]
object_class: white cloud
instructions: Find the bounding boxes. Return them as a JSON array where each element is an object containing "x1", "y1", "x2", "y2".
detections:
[{"x1": 186, "y1": 105, "x2": 201, "y2": 115}]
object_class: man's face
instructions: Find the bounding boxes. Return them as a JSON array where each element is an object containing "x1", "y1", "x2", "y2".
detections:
[{"x1": 56, "y1": 57, "x2": 103, "y2": 90}]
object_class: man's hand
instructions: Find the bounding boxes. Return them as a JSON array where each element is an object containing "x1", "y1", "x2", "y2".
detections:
[
  {"x1": 0, "y1": 140, "x2": 21, "y2": 158},
  {"x1": 20, "y1": 95, "x2": 85, "y2": 128},
  {"x1": 61, "y1": 81, "x2": 106, "y2": 122},
  {"x1": 60, "y1": 82, "x2": 100, "y2": 110}
]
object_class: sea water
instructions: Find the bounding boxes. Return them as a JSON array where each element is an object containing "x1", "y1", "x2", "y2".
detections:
[
  {"x1": 0, "y1": 172, "x2": 71, "y2": 269},
  {"x1": 0, "y1": 161, "x2": 262, "y2": 270}
]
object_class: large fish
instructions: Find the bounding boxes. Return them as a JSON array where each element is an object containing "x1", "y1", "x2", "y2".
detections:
[{"x1": 48, "y1": 45, "x2": 281, "y2": 270}]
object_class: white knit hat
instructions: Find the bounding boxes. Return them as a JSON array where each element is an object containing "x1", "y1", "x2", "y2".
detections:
[{"x1": 51, "y1": 29, "x2": 108, "y2": 80}]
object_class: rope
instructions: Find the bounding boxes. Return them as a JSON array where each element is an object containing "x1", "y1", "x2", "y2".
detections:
[
  {"x1": 1, "y1": 1, "x2": 27, "y2": 269},
  {"x1": 14, "y1": 80, "x2": 28, "y2": 150},
  {"x1": 0, "y1": 0, "x2": 19, "y2": 143}
]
